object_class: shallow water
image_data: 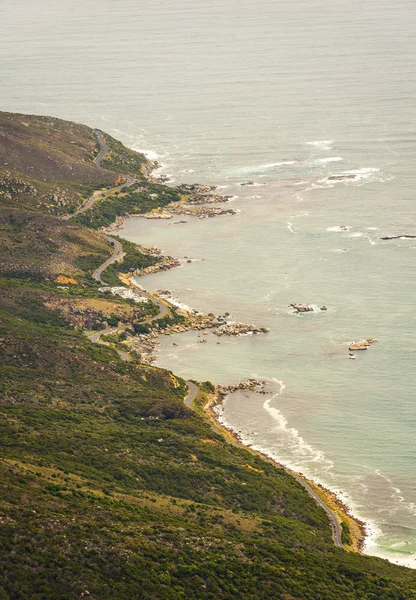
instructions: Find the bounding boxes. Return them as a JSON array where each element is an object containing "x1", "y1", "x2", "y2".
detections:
[{"x1": 1, "y1": 0, "x2": 415, "y2": 566}]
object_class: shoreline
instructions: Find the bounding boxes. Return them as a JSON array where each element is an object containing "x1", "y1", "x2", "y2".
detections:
[
  {"x1": 117, "y1": 259, "x2": 368, "y2": 553},
  {"x1": 204, "y1": 388, "x2": 367, "y2": 553},
  {"x1": 109, "y1": 147, "x2": 370, "y2": 556}
]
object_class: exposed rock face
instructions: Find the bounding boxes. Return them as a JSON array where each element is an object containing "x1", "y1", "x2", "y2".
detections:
[
  {"x1": 290, "y1": 303, "x2": 314, "y2": 313},
  {"x1": 217, "y1": 378, "x2": 264, "y2": 397},
  {"x1": 327, "y1": 175, "x2": 356, "y2": 181},
  {"x1": 349, "y1": 338, "x2": 377, "y2": 351},
  {"x1": 213, "y1": 323, "x2": 270, "y2": 337},
  {"x1": 379, "y1": 235, "x2": 416, "y2": 240},
  {"x1": 140, "y1": 204, "x2": 236, "y2": 219},
  {"x1": 134, "y1": 256, "x2": 180, "y2": 276}
]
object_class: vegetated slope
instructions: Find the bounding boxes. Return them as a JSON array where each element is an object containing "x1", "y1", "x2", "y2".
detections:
[
  {"x1": 0, "y1": 111, "x2": 415, "y2": 599},
  {"x1": 0, "y1": 112, "x2": 154, "y2": 217}
]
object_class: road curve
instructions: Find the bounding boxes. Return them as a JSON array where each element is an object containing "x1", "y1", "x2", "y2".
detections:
[
  {"x1": 64, "y1": 129, "x2": 136, "y2": 220},
  {"x1": 93, "y1": 129, "x2": 108, "y2": 167},
  {"x1": 184, "y1": 381, "x2": 199, "y2": 409},
  {"x1": 86, "y1": 326, "x2": 131, "y2": 362},
  {"x1": 93, "y1": 235, "x2": 124, "y2": 284}
]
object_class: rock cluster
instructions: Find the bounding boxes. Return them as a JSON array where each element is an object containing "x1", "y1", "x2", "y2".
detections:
[
  {"x1": 290, "y1": 303, "x2": 314, "y2": 313},
  {"x1": 133, "y1": 255, "x2": 180, "y2": 276},
  {"x1": 213, "y1": 323, "x2": 270, "y2": 336},
  {"x1": 349, "y1": 338, "x2": 377, "y2": 351},
  {"x1": 290, "y1": 304, "x2": 328, "y2": 313},
  {"x1": 379, "y1": 235, "x2": 416, "y2": 240},
  {"x1": 327, "y1": 175, "x2": 356, "y2": 181},
  {"x1": 217, "y1": 378, "x2": 264, "y2": 397}
]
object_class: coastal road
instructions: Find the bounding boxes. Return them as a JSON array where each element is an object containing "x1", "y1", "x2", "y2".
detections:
[
  {"x1": 92, "y1": 235, "x2": 169, "y2": 322},
  {"x1": 146, "y1": 292, "x2": 169, "y2": 321},
  {"x1": 93, "y1": 129, "x2": 108, "y2": 167},
  {"x1": 63, "y1": 129, "x2": 136, "y2": 220},
  {"x1": 93, "y1": 235, "x2": 124, "y2": 284},
  {"x1": 184, "y1": 381, "x2": 199, "y2": 409},
  {"x1": 289, "y1": 472, "x2": 344, "y2": 548},
  {"x1": 86, "y1": 326, "x2": 131, "y2": 362}
]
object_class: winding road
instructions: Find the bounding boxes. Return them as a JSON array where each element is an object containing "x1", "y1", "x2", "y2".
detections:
[
  {"x1": 184, "y1": 381, "x2": 199, "y2": 409},
  {"x1": 63, "y1": 129, "x2": 136, "y2": 221},
  {"x1": 74, "y1": 128, "x2": 344, "y2": 550},
  {"x1": 92, "y1": 235, "x2": 124, "y2": 284}
]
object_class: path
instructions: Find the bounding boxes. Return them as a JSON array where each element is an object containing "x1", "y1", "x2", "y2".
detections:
[
  {"x1": 86, "y1": 326, "x2": 131, "y2": 362},
  {"x1": 204, "y1": 395, "x2": 344, "y2": 549},
  {"x1": 92, "y1": 235, "x2": 124, "y2": 284},
  {"x1": 289, "y1": 472, "x2": 344, "y2": 548},
  {"x1": 63, "y1": 129, "x2": 136, "y2": 220},
  {"x1": 184, "y1": 381, "x2": 199, "y2": 409}
]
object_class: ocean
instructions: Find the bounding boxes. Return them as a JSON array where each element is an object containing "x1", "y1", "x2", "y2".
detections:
[{"x1": 1, "y1": 0, "x2": 415, "y2": 567}]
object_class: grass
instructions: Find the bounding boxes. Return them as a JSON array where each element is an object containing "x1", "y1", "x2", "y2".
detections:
[{"x1": 1, "y1": 110, "x2": 416, "y2": 599}]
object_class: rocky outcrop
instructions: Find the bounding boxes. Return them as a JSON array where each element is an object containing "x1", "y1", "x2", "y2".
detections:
[
  {"x1": 327, "y1": 175, "x2": 356, "y2": 181},
  {"x1": 290, "y1": 303, "x2": 314, "y2": 313},
  {"x1": 133, "y1": 256, "x2": 180, "y2": 276},
  {"x1": 349, "y1": 338, "x2": 377, "y2": 351},
  {"x1": 213, "y1": 323, "x2": 270, "y2": 337},
  {"x1": 379, "y1": 235, "x2": 416, "y2": 240},
  {"x1": 217, "y1": 378, "x2": 264, "y2": 397}
]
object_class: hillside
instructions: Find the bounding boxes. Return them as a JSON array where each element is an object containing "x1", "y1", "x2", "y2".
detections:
[{"x1": 0, "y1": 111, "x2": 415, "y2": 600}]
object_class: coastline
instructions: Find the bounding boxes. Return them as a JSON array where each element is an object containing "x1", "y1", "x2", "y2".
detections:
[
  {"x1": 116, "y1": 252, "x2": 367, "y2": 553},
  {"x1": 204, "y1": 388, "x2": 367, "y2": 553}
]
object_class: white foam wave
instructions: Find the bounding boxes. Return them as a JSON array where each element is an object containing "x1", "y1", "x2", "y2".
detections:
[
  {"x1": 316, "y1": 157, "x2": 343, "y2": 164},
  {"x1": 234, "y1": 161, "x2": 296, "y2": 175},
  {"x1": 263, "y1": 161, "x2": 297, "y2": 168},
  {"x1": 326, "y1": 225, "x2": 350, "y2": 232},
  {"x1": 306, "y1": 140, "x2": 333, "y2": 151},
  {"x1": 157, "y1": 292, "x2": 192, "y2": 313},
  {"x1": 131, "y1": 146, "x2": 159, "y2": 160}
]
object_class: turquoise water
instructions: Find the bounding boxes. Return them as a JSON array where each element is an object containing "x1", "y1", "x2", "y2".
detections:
[{"x1": 1, "y1": 0, "x2": 415, "y2": 566}]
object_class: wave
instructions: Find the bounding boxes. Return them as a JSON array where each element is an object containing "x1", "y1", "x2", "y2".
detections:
[
  {"x1": 232, "y1": 161, "x2": 297, "y2": 175},
  {"x1": 305, "y1": 140, "x2": 333, "y2": 151},
  {"x1": 315, "y1": 157, "x2": 343, "y2": 164},
  {"x1": 131, "y1": 146, "x2": 159, "y2": 161},
  {"x1": 327, "y1": 225, "x2": 350, "y2": 232}
]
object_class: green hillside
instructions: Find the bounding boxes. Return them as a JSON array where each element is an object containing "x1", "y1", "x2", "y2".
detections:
[{"x1": 0, "y1": 111, "x2": 415, "y2": 599}]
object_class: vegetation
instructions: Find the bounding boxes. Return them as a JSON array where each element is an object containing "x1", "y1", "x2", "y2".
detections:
[
  {"x1": 1, "y1": 110, "x2": 416, "y2": 599},
  {"x1": 103, "y1": 236, "x2": 160, "y2": 284},
  {"x1": 73, "y1": 181, "x2": 182, "y2": 229}
]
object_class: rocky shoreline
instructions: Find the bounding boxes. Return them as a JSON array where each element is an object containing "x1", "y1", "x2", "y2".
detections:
[
  {"x1": 115, "y1": 276, "x2": 270, "y2": 365},
  {"x1": 107, "y1": 162, "x2": 371, "y2": 556},
  {"x1": 205, "y1": 383, "x2": 367, "y2": 553}
]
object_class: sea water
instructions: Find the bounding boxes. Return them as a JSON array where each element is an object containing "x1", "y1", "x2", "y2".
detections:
[{"x1": 1, "y1": 0, "x2": 415, "y2": 567}]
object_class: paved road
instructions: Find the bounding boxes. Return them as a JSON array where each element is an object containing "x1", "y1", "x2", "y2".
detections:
[
  {"x1": 206, "y1": 396, "x2": 344, "y2": 548},
  {"x1": 86, "y1": 326, "x2": 131, "y2": 362},
  {"x1": 146, "y1": 292, "x2": 169, "y2": 321},
  {"x1": 184, "y1": 381, "x2": 199, "y2": 409},
  {"x1": 289, "y1": 471, "x2": 344, "y2": 548},
  {"x1": 93, "y1": 129, "x2": 108, "y2": 167},
  {"x1": 63, "y1": 129, "x2": 136, "y2": 220},
  {"x1": 93, "y1": 235, "x2": 124, "y2": 284}
]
